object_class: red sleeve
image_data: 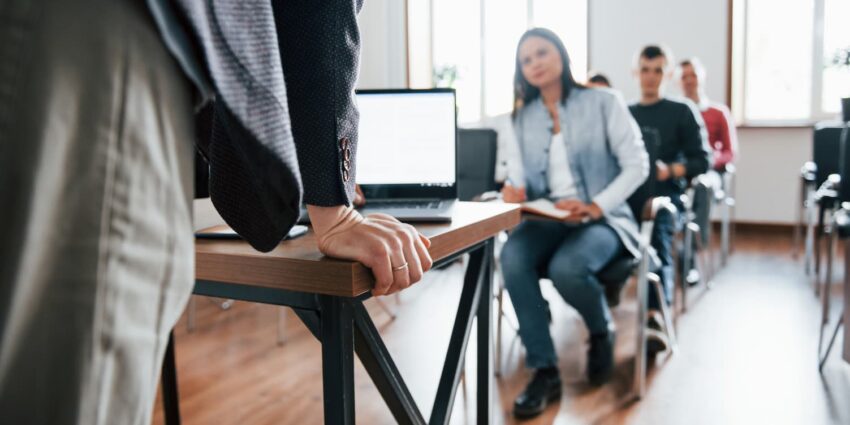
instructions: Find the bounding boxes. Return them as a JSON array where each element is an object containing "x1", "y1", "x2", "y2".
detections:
[{"x1": 713, "y1": 106, "x2": 737, "y2": 170}]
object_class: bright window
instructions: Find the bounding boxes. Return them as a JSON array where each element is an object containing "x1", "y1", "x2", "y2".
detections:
[
  {"x1": 734, "y1": 0, "x2": 850, "y2": 123},
  {"x1": 408, "y1": 0, "x2": 589, "y2": 123}
]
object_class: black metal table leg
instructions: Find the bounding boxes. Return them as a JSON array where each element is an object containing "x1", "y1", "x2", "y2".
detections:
[
  {"x1": 476, "y1": 240, "x2": 493, "y2": 424},
  {"x1": 430, "y1": 242, "x2": 487, "y2": 425},
  {"x1": 162, "y1": 331, "x2": 181, "y2": 425},
  {"x1": 319, "y1": 295, "x2": 356, "y2": 425}
]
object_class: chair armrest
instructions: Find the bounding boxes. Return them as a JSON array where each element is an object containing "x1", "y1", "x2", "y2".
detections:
[
  {"x1": 640, "y1": 196, "x2": 678, "y2": 223},
  {"x1": 800, "y1": 161, "x2": 817, "y2": 183},
  {"x1": 816, "y1": 174, "x2": 841, "y2": 197}
]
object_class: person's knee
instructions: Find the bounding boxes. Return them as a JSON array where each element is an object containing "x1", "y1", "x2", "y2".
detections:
[
  {"x1": 546, "y1": 255, "x2": 592, "y2": 289},
  {"x1": 500, "y1": 236, "x2": 536, "y2": 278}
]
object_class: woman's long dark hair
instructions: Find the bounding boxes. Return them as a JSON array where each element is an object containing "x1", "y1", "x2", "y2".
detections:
[{"x1": 512, "y1": 28, "x2": 584, "y2": 117}]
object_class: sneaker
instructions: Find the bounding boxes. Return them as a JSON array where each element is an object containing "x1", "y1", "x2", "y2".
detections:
[
  {"x1": 513, "y1": 368, "x2": 562, "y2": 419},
  {"x1": 686, "y1": 268, "x2": 701, "y2": 287}
]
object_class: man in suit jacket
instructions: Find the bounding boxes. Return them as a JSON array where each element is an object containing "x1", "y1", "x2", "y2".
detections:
[{"x1": 0, "y1": 0, "x2": 431, "y2": 423}]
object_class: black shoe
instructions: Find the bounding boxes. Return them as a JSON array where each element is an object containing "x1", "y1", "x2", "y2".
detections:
[
  {"x1": 646, "y1": 313, "x2": 669, "y2": 357},
  {"x1": 513, "y1": 368, "x2": 562, "y2": 419},
  {"x1": 587, "y1": 330, "x2": 616, "y2": 386}
]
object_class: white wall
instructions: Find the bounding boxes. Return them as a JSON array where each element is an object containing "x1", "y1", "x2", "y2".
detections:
[
  {"x1": 357, "y1": 0, "x2": 407, "y2": 89},
  {"x1": 588, "y1": 0, "x2": 728, "y2": 103},
  {"x1": 359, "y1": 0, "x2": 811, "y2": 224},
  {"x1": 734, "y1": 128, "x2": 810, "y2": 224}
]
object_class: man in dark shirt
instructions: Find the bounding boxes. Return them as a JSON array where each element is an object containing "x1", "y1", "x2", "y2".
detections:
[{"x1": 629, "y1": 45, "x2": 711, "y2": 350}]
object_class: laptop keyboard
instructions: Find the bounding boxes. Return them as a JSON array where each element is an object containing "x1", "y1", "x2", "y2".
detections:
[{"x1": 365, "y1": 200, "x2": 443, "y2": 209}]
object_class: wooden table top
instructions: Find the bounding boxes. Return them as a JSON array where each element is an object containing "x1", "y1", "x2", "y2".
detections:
[{"x1": 195, "y1": 202, "x2": 521, "y2": 297}]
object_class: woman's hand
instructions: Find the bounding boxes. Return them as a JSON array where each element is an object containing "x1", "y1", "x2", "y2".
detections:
[
  {"x1": 554, "y1": 199, "x2": 604, "y2": 223},
  {"x1": 501, "y1": 184, "x2": 527, "y2": 203},
  {"x1": 307, "y1": 205, "x2": 433, "y2": 296}
]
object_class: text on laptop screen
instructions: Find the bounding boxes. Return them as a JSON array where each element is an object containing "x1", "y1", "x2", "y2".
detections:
[{"x1": 355, "y1": 91, "x2": 456, "y2": 186}]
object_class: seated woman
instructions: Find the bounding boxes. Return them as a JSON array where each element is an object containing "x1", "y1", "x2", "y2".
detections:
[{"x1": 500, "y1": 28, "x2": 648, "y2": 419}]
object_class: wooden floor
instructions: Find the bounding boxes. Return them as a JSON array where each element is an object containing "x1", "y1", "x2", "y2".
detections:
[{"x1": 151, "y1": 228, "x2": 850, "y2": 425}]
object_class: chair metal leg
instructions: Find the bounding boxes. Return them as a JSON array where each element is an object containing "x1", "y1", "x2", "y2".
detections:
[
  {"x1": 805, "y1": 187, "x2": 816, "y2": 276},
  {"x1": 633, "y1": 257, "x2": 649, "y2": 400},
  {"x1": 495, "y1": 277, "x2": 504, "y2": 377},
  {"x1": 649, "y1": 273, "x2": 678, "y2": 352},
  {"x1": 822, "y1": 218, "x2": 836, "y2": 326},
  {"x1": 794, "y1": 180, "x2": 807, "y2": 259},
  {"x1": 815, "y1": 205, "x2": 829, "y2": 295},
  {"x1": 820, "y1": 313, "x2": 844, "y2": 373},
  {"x1": 720, "y1": 197, "x2": 732, "y2": 267},
  {"x1": 681, "y1": 219, "x2": 694, "y2": 313},
  {"x1": 690, "y1": 224, "x2": 711, "y2": 290}
]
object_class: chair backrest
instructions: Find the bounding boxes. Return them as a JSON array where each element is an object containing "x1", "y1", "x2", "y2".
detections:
[
  {"x1": 813, "y1": 121, "x2": 845, "y2": 187},
  {"x1": 839, "y1": 125, "x2": 850, "y2": 203},
  {"x1": 457, "y1": 128, "x2": 499, "y2": 201},
  {"x1": 626, "y1": 127, "x2": 660, "y2": 222}
]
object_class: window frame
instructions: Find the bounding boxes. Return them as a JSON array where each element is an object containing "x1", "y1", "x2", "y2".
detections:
[
  {"x1": 731, "y1": 0, "x2": 846, "y2": 126},
  {"x1": 405, "y1": 0, "x2": 589, "y2": 123}
]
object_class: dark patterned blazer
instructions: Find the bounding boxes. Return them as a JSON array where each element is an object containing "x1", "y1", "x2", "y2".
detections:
[{"x1": 146, "y1": 0, "x2": 362, "y2": 252}]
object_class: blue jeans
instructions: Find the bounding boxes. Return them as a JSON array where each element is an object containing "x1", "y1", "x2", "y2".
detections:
[
  {"x1": 501, "y1": 221, "x2": 623, "y2": 370},
  {"x1": 649, "y1": 208, "x2": 678, "y2": 309}
]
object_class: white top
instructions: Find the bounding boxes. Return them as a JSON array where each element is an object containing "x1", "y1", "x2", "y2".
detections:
[{"x1": 547, "y1": 132, "x2": 578, "y2": 199}]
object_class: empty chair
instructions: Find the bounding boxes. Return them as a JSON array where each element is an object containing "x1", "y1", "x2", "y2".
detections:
[{"x1": 457, "y1": 129, "x2": 500, "y2": 201}]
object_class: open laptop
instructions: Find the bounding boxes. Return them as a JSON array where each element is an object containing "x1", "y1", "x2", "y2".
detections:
[{"x1": 354, "y1": 88, "x2": 457, "y2": 222}]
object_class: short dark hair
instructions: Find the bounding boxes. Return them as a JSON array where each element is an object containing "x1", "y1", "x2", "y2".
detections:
[
  {"x1": 588, "y1": 73, "x2": 611, "y2": 87},
  {"x1": 640, "y1": 45, "x2": 668, "y2": 61}
]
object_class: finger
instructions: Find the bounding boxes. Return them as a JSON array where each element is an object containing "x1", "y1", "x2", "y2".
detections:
[
  {"x1": 413, "y1": 230, "x2": 433, "y2": 272},
  {"x1": 365, "y1": 243, "x2": 393, "y2": 296},
  {"x1": 419, "y1": 232, "x2": 432, "y2": 249},
  {"x1": 386, "y1": 235, "x2": 410, "y2": 294},
  {"x1": 368, "y1": 213, "x2": 401, "y2": 223},
  {"x1": 400, "y1": 229, "x2": 424, "y2": 285}
]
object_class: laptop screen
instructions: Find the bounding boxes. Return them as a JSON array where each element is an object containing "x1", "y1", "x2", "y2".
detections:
[{"x1": 356, "y1": 89, "x2": 457, "y2": 199}]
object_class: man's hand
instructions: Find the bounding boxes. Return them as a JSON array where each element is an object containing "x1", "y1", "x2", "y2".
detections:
[
  {"x1": 353, "y1": 184, "x2": 366, "y2": 207},
  {"x1": 554, "y1": 199, "x2": 603, "y2": 224},
  {"x1": 502, "y1": 184, "x2": 527, "y2": 203},
  {"x1": 307, "y1": 205, "x2": 432, "y2": 296},
  {"x1": 670, "y1": 163, "x2": 687, "y2": 179},
  {"x1": 656, "y1": 161, "x2": 671, "y2": 181}
]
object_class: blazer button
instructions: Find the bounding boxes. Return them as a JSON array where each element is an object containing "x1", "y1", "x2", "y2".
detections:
[
  {"x1": 339, "y1": 137, "x2": 350, "y2": 150},
  {"x1": 343, "y1": 148, "x2": 351, "y2": 161},
  {"x1": 342, "y1": 169, "x2": 350, "y2": 182},
  {"x1": 343, "y1": 159, "x2": 351, "y2": 171}
]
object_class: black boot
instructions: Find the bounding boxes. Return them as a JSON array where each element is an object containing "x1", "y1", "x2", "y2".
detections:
[
  {"x1": 513, "y1": 367, "x2": 562, "y2": 419},
  {"x1": 587, "y1": 330, "x2": 616, "y2": 386}
]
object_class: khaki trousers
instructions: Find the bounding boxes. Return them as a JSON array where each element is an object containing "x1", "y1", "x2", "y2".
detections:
[{"x1": 0, "y1": 0, "x2": 195, "y2": 423}]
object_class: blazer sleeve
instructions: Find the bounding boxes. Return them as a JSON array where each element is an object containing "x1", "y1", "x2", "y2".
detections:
[
  {"x1": 273, "y1": 0, "x2": 364, "y2": 207},
  {"x1": 592, "y1": 91, "x2": 649, "y2": 214}
]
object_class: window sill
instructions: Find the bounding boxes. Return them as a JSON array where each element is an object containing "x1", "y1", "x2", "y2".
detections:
[{"x1": 736, "y1": 120, "x2": 817, "y2": 129}]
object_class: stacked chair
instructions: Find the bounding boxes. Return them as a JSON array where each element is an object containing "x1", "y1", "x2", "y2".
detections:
[{"x1": 796, "y1": 122, "x2": 844, "y2": 289}]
